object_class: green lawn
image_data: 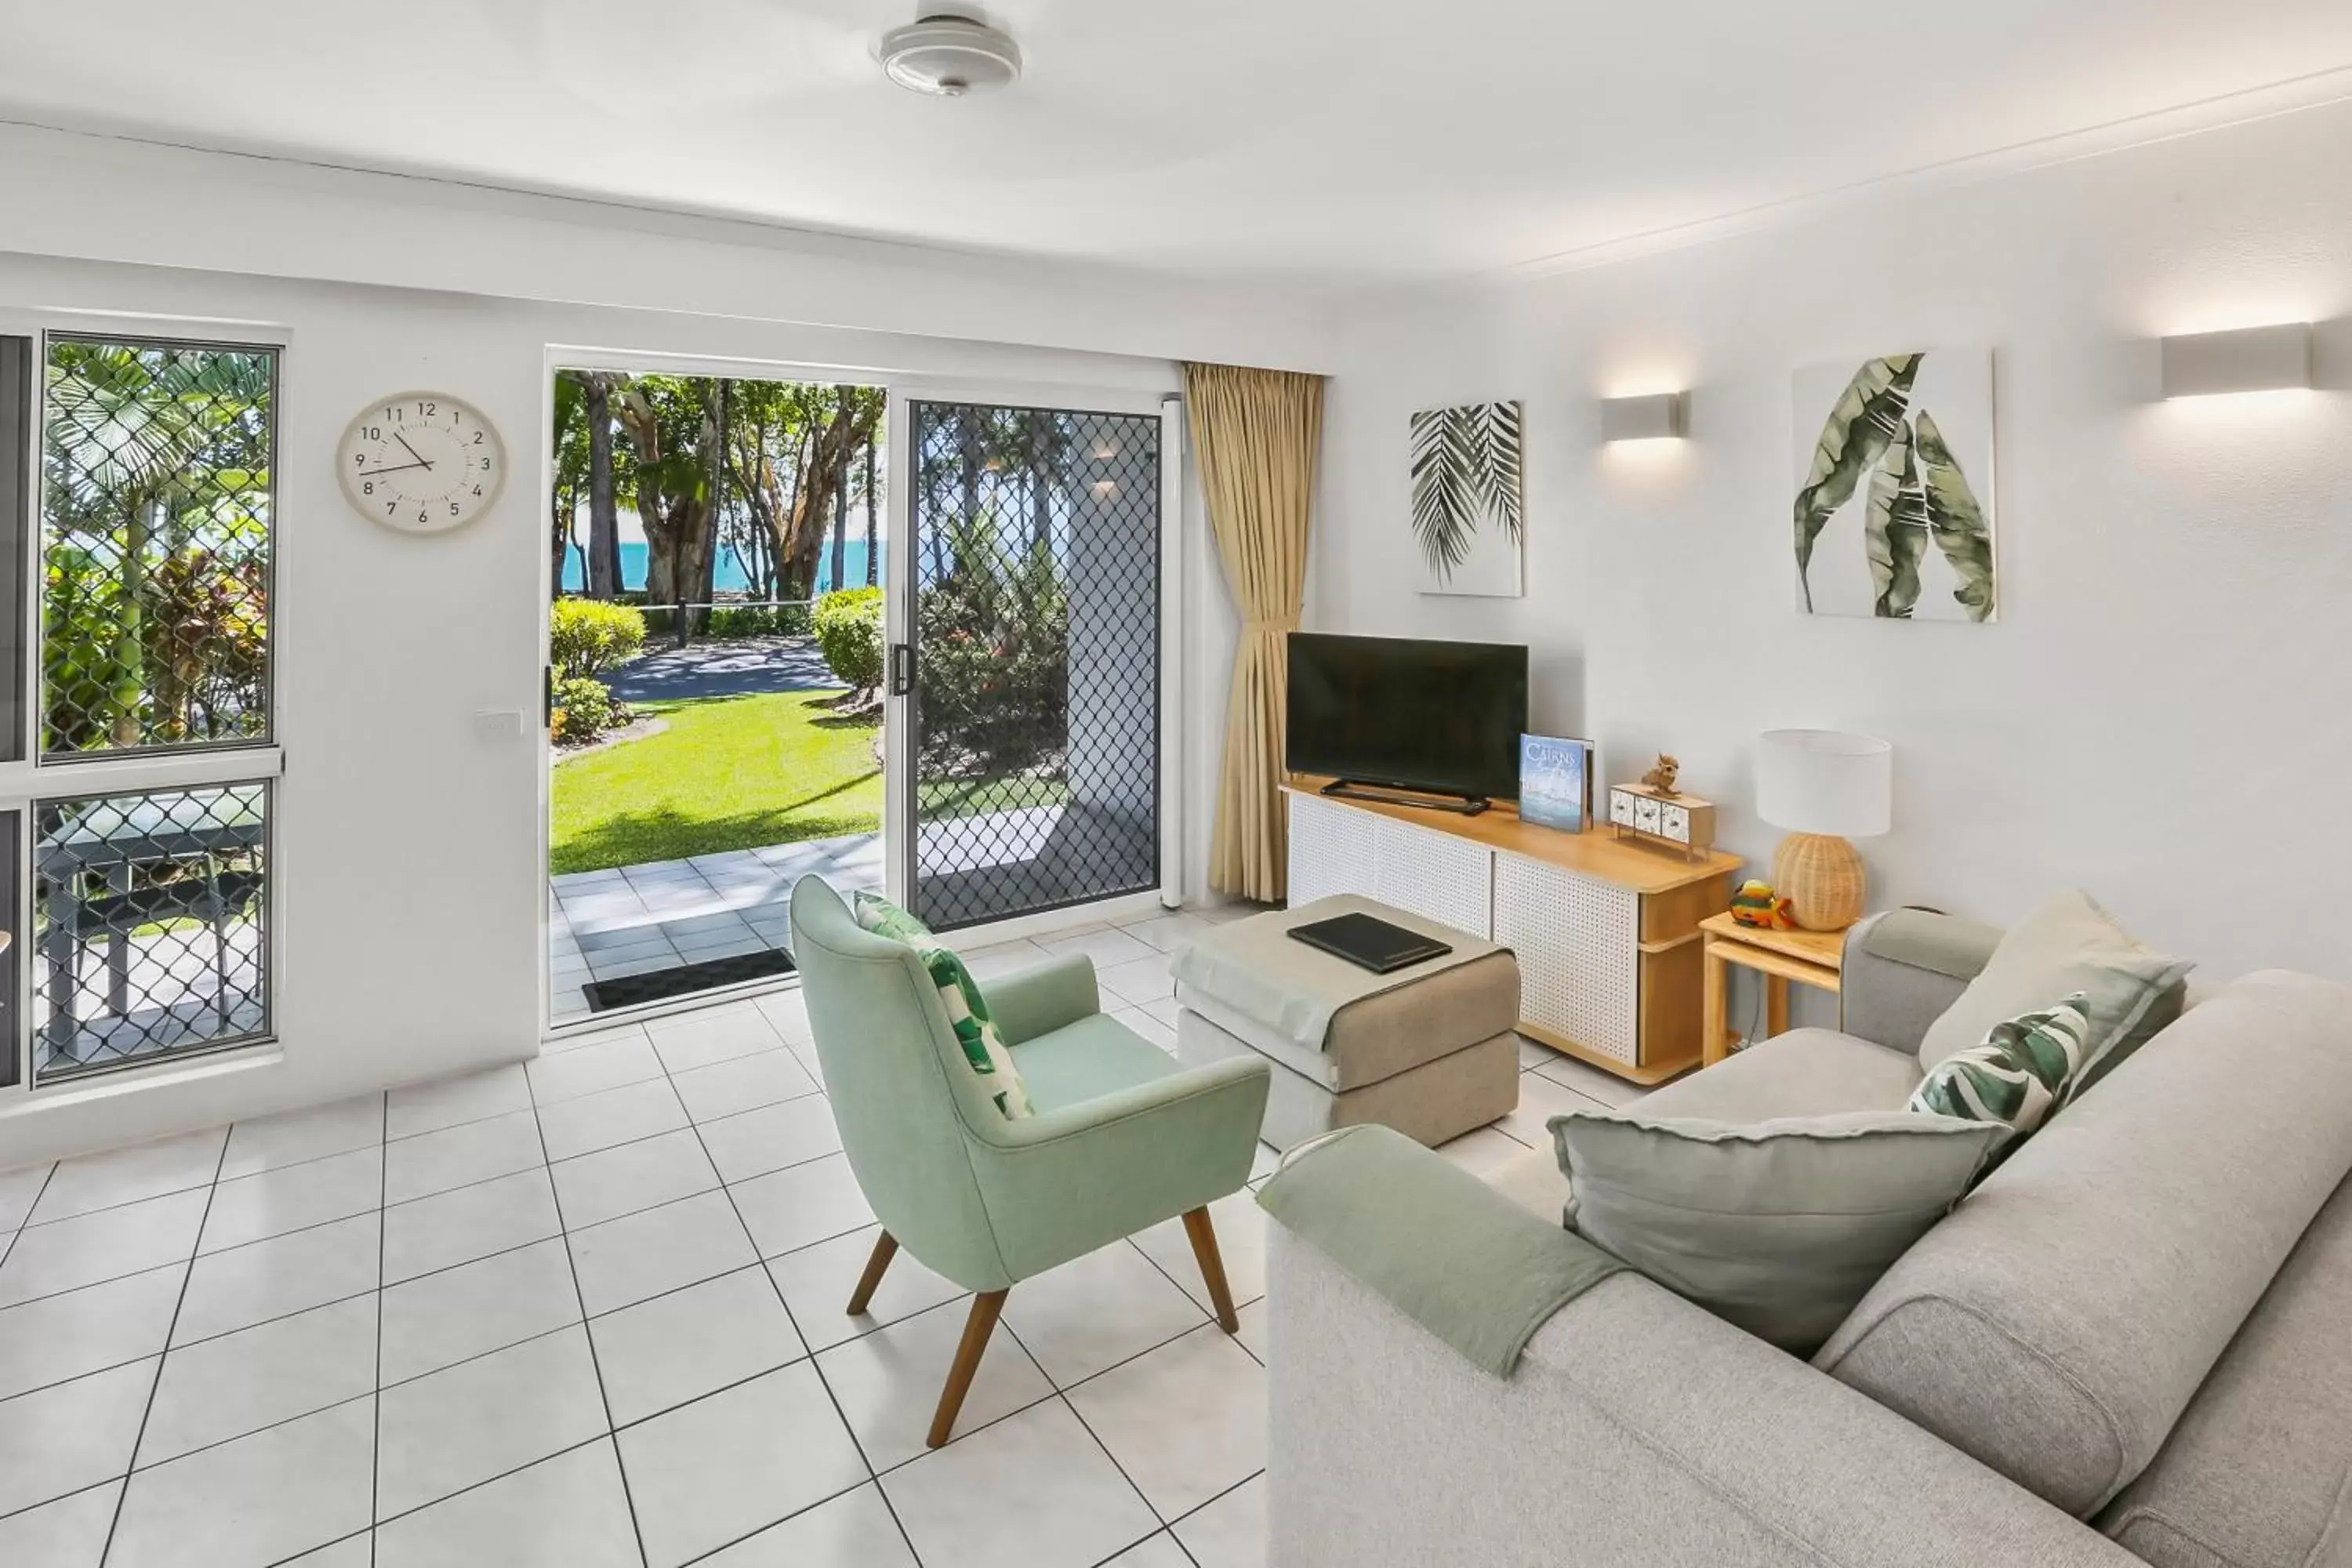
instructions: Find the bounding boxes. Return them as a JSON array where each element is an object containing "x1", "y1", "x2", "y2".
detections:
[{"x1": 550, "y1": 691, "x2": 881, "y2": 874}]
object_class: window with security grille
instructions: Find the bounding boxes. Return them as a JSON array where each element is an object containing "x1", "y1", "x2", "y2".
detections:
[
  {"x1": 31, "y1": 782, "x2": 271, "y2": 1083},
  {"x1": 39, "y1": 336, "x2": 276, "y2": 759},
  {"x1": 908, "y1": 401, "x2": 1160, "y2": 930}
]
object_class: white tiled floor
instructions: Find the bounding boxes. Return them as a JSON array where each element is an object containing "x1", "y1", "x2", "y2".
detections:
[{"x1": 0, "y1": 902, "x2": 1617, "y2": 1568}]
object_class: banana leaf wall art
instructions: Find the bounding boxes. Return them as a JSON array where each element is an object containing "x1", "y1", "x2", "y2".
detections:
[
  {"x1": 1791, "y1": 350, "x2": 1997, "y2": 622},
  {"x1": 1410, "y1": 400, "x2": 1524, "y2": 597}
]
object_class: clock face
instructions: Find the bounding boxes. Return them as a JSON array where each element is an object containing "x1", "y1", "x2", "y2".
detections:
[{"x1": 337, "y1": 392, "x2": 505, "y2": 533}]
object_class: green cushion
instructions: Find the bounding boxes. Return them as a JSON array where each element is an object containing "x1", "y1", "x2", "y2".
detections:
[
  {"x1": 1910, "y1": 995, "x2": 2092, "y2": 1143},
  {"x1": 853, "y1": 891, "x2": 1033, "y2": 1120},
  {"x1": 1918, "y1": 890, "x2": 2192, "y2": 1093},
  {"x1": 1548, "y1": 1108, "x2": 2007, "y2": 1355},
  {"x1": 1008, "y1": 1014, "x2": 1180, "y2": 1112}
]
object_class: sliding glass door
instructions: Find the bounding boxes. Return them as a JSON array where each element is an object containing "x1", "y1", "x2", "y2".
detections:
[{"x1": 894, "y1": 399, "x2": 1163, "y2": 931}]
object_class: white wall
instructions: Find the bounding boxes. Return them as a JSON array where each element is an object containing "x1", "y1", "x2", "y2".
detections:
[
  {"x1": 1316, "y1": 98, "x2": 2352, "y2": 994},
  {"x1": 0, "y1": 137, "x2": 1324, "y2": 1165}
]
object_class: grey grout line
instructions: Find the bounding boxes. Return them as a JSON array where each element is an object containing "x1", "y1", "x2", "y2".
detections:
[
  {"x1": 522, "y1": 1044, "x2": 654, "y2": 1568},
  {"x1": 97, "y1": 1129, "x2": 230, "y2": 1566},
  {"x1": 371, "y1": 1091, "x2": 387, "y2": 1568}
]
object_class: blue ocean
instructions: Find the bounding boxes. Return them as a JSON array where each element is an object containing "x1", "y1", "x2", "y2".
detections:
[{"x1": 561, "y1": 539, "x2": 878, "y2": 597}]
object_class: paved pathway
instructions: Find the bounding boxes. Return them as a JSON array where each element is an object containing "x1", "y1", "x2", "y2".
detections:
[{"x1": 605, "y1": 636, "x2": 840, "y2": 705}]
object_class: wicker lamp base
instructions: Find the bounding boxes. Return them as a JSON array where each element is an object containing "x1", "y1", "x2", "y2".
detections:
[{"x1": 1771, "y1": 833, "x2": 1864, "y2": 931}]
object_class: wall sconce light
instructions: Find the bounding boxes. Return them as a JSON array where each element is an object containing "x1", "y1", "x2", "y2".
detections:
[
  {"x1": 1601, "y1": 392, "x2": 1688, "y2": 441},
  {"x1": 2158, "y1": 323, "x2": 2312, "y2": 398}
]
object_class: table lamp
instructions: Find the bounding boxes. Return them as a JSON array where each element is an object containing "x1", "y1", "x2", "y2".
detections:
[{"x1": 1755, "y1": 730, "x2": 1892, "y2": 931}]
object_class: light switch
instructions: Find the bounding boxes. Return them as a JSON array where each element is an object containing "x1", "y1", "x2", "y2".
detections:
[{"x1": 473, "y1": 710, "x2": 526, "y2": 739}]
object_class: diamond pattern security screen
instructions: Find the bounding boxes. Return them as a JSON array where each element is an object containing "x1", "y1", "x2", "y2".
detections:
[
  {"x1": 33, "y1": 782, "x2": 272, "y2": 1083},
  {"x1": 909, "y1": 403, "x2": 1160, "y2": 930},
  {"x1": 41, "y1": 336, "x2": 276, "y2": 759}
]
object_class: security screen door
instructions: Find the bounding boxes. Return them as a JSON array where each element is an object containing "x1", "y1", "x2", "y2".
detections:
[{"x1": 898, "y1": 400, "x2": 1162, "y2": 931}]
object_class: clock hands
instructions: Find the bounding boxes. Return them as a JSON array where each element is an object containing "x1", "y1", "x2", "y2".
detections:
[
  {"x1": 391, "y1": 430, "x2": 435, "y2": 470},
  {"x1": 356, "y1": 458, "x2": 434, "y2": 477}
]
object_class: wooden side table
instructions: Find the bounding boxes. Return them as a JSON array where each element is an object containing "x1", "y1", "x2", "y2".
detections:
[{"x1": 1699, "y1": 912, "x2": 1846, "y2": 1065}]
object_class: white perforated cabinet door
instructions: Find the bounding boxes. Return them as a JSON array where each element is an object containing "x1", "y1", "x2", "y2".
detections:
[
  {"x1": 1370, "y1": 816, "x2": 1494, "y2": 938},
  {"x1": 1287, "y1": 792, "x2": 1377, "y2": 909},
  {"x1": 1493, "y1": 851, "x2": 1639, "y2": 1064}
]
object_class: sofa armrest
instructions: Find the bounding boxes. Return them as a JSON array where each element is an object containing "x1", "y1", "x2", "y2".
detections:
[
  {"x1": 1267, "y1": 1223, "x2": 2137, "y2": 1568},
  {"x1": 1838, "y1": 908, "x2": 2003, "y2": 1056},
  {"x1": 979, "y1": 953, "x2": 1099, "y2": 1045}
]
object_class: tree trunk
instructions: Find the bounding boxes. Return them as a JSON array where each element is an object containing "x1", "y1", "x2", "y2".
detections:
[
  {"x1": 829, "y1": 459, "x2": 848, "y2": 593},
  {"x1": 863, "y1": 434, "x2": 878, "y2": 587},
  {"x1": 583, "y1": 376, "x2": 621, "y2": 599}
]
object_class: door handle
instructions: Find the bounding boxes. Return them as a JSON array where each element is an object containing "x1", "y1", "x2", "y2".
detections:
[{"x1": 888, "y1": 643, "x2": 913, "y2": 697}]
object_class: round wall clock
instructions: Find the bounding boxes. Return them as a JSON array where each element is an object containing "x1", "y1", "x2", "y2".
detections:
[{"x1": 337, "y1": 391, "x2": 506, "y2": 533}]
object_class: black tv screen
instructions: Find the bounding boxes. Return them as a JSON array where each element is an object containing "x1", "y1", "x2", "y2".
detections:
[{"x1": 1286, "y1": 633, "x2": 1529, "y2": 801}]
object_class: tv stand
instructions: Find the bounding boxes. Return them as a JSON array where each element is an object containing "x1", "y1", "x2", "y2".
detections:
[
  {"x1": 1319, "y1": 779, "x2": 1490, "y2": 816},
  {"x1": 1284, "y1": 775, "x2": 1743, "y2": 1084}
]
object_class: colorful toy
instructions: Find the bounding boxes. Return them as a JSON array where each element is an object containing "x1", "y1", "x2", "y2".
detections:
[{"x1": 1730, "y1": 878, "x2": 1796, "y2": 930}]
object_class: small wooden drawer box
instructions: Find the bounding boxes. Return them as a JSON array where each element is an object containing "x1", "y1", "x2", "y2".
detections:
[{"x1": 1607, "y1": 785, "x2": 1716, "y2": 859}]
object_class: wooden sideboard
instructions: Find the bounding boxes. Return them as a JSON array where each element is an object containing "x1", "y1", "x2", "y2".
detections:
[{"x1": 1283, "y1": 778, "x2": 1741, "y2": 1083}]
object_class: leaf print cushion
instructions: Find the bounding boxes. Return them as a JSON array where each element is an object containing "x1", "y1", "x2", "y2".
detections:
[
  {"x1": 1909, "y1": 993, "x2": 2092, "y2": 1145},
  {"x1": 853, "y1": 891, "x2": 1034, "y2": 1121}
]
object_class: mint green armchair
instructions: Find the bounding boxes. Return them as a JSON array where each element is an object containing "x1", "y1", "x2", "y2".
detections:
[{"x1": 788, "y1": 877, "x2": 1272, "y2": 1445}]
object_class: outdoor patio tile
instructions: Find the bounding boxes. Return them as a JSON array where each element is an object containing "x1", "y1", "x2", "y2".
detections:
[
  {"x1": 698, "y1": 1094, "x2": 840, "y2": 1185},
  {"x1": 528, "y1": 1032, "x2": 665, "y2": 1106},
  {"x1": 0, "y1": 1263, "x2": 182, "y2": 1402},
  {"x1": 672, "y1": 1048, "x2": 818, "y2": 1123},
  {"x1": 659, "y1": 909, "x2": 758, "y2": 938},
  {"x1": 218, "y1": 1094, "x2": 384, "y2": 1181},
  {"x1": 379, "y1": 1237, "x2": 583, "y2": 1387},
  {"x1": 535, "y1": 1076, "x2": 689, "y2": 1162},
  {"x1": 616, "y1": 1361, "x2": 869, "y2": 1568},
  {"x1": 1173, "y1": 1475, "x2": 1267, "y2": 1568},
  {"x1": 139, "y1": 1294, "x2": 378, "y2": 1466},
  {"x1": 818, "y1": 1294, "x2": 1054, "y2": 1472},
  {"x1": 588, "y1": 1265, "x2": 807, "y2": 1428},
  {"x1": 883, "y1": 1397, "x2": 1158, "y2": 1568},
  {"x1": 1066, "y1": 1324, "x2": 1266, "y2": 1519},
  {"x1": 107, "y1": 1396, "x2": 376, "y2": 1568},
  {"x1": 374, "y1": 1439, "x2": 640, "y2": 1568},
  {"x1": 31, "y1": 1127, "x2": 227, "y2": 1225},
  {"x1": 694, "y1": 1481, "x2": 916, "y2": 1567},
  {"x1": 551, "y1": 868, "x2": 630, "y2": 892},
  {"x1": 375, "y1": 1326, "x2": 608, "y2": 1520},
  {"x1": 0, "y1": 1479, "x2": 119, "y2": 1568},
  {"x1": 387, "y1": 1064, "x2": 532, "y2": 1140},
  {"x1": 766, "y1": 1225, "x2": 965, "y2": 1355},
  {"x1": 588, "y1": 949, "x2": 679, "y2": 982},
  {"x1": 567, "y1": 1189, "x2": 756, "y2": 1317},
  {"x1": 731, "y1": 1154, "x2": 874, "y2": 1259},
  {"x1": 561, "y1": 906, "x2": 656, "y2": 938},
  {"x1": 550, "y1": 1128, "x2": 719, "y2": 1230},
  {"x1": 575, "y1": 923, "x2": 674, "y2": 953},
  {"x1": 200, "y1": 1145, "x2": 383, "y2": 1254},
  {"x1": 172, "y1": 1211, "x2": 380, "y2": 1347},
  {"x1": 0, "y1": 1188, "x2": 208, "y2": 1308},
  {"x1": 673, "y1": 933, "x2": 769, "y2": 963},
  {"x1": 383, "y1": 1169, "x2": 561, "y2": 1285},
  {"x1": 0, "y1": 1356, "x2": 156, "y2": 1518},
  {"x1": 383, "y1": 1109, "x2": 543, "y2": 1205}
]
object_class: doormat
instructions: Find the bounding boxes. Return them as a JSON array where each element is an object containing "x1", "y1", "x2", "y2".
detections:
[{"x1": 583, "y1": 948, "x2": 797, "y2": 1012}]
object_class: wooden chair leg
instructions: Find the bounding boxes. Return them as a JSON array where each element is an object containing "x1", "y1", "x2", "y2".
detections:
[
  {"x1": 845, "y1": 1231, "x2": 898, "y2": 1316},
  {"x1": 927, "y1": 1290, "x2": 1007, "y2": 1449},
  {"x1": 1183, "y1": 1207, "x2": 1241, "y2": 1333}
]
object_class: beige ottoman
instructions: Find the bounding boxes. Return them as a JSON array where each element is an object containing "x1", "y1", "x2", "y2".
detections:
[{"x1": 1171, "y1": 898, "x2": 1521, "y2": 1151}]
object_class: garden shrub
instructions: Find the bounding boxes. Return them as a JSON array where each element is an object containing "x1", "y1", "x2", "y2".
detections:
[
  {"x1": 914, "y1": 523, "x2": 1067, "y2": 779},
  {"x1": 812, "y1": 586, "x2": 884, "y2": 692},
  {"x1": 550, "y1": 675, "x2": 619, "y2": 742},
  {"x1": 550, "y1": 599, "x2": 646, "y2": 679}
]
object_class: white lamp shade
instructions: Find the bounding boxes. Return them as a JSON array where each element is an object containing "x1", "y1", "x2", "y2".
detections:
[{"x1": 1756, "y1": 730, "x2": 1892, "y2": 837}]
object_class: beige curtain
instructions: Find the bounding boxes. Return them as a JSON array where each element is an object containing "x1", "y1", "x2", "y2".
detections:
[{"x1": 1181, "y1": 361, "x2": 1326, "y2": 903}]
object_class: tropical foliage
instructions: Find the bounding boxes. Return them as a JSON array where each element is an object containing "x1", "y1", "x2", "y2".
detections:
[
  {"x1": 811, "y1": 586, "x2": 884, "y2": 693},
  {"x1": 548, "y1": 598, "x2": 647, "y2": 680},
  {"x1": 1408, "y1": 400, "x2": 1523, "y2": 586},
  {"x1": 914, "y1": 506, "x2": 1069, "y2": 781},
  {"x1": 41, "y1": 339, "x2": 274, "y2": 753},
  {"x1": 1794, "y1": 353, "x2": 1996, "y2": 622}
]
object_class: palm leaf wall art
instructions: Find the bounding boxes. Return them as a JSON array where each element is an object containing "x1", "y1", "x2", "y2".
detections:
[
  {"x1": 1791, "y1": 349, "x2": 1997, "y2": 622},
  {"x1": 1409, "y1": 400, "x2": 1523, "y2": 597}
]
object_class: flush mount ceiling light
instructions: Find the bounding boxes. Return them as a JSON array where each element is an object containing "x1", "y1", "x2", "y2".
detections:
[{"x1": 878, "y1": 13, "x2": 1022, "y2": 97}]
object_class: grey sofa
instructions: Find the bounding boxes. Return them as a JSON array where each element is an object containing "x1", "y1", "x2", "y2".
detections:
[{"x1": 1264, "y1": 910, "x2": 2352, "y2": 1567}]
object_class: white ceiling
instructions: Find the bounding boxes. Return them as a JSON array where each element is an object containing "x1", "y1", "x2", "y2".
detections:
[{"x1": 6, "y1": 0, "x2": 2352, "y2": 285}]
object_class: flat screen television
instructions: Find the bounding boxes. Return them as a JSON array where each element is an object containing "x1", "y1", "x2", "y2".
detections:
[{"x1": 1286, "y1": 633, "x2": 1529, "y2": 811}]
